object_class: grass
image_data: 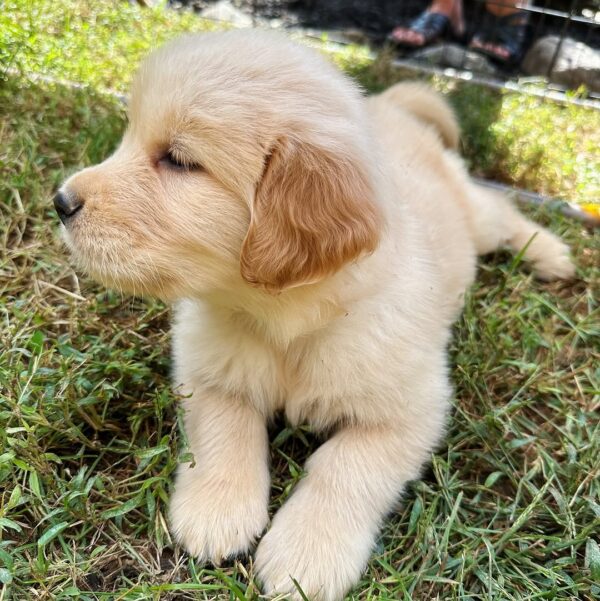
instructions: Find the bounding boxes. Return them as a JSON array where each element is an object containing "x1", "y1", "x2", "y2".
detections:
[{"x1": 1, "y1": 1, "x2": 599, "y2": 600}]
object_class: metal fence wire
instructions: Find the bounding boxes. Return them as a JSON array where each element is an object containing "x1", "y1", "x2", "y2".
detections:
[{"x1": 172, "y1": 0, "x2": 600, "y2": 104}]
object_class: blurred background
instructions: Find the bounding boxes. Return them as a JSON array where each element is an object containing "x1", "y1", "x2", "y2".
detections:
[{"x1": 174, "y1": 0, "x2": 600, "y2": 94}]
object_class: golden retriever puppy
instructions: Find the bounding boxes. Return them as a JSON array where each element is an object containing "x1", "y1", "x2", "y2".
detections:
[{"x1": 55, "y1": 30, "x2": 575, "y2": 601}]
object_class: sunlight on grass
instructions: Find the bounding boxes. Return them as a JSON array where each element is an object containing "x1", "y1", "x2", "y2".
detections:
[{"x1": 1, "y1": 0, "x2": 222, "y2": 90}]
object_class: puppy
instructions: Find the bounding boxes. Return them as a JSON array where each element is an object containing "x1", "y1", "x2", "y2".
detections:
[{"x1": 54, "y1": 30, "x2": 575, "y2": 601}]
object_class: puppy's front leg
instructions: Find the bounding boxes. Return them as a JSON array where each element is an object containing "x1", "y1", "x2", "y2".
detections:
[
  {"x1": 255, "y1": 417, "x2": 444, "y2": 601},
  {"x1": 170, "y1": 389, "x2": 270, "y2": 563}
]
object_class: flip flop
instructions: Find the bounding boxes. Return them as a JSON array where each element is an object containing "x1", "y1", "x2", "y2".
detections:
[
  {"x1": 389, "y1": 10, "x2": 464, "y2": 48},
  {"x1": 470, "y1": 11, "x2": 530, "y2": 65}
]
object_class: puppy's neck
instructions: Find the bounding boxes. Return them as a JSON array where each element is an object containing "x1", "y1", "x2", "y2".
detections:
[
  {"x1": 189, "y1": 222, "x2": 396, "y2": 347},
  {"x1": 200, "y1": 278, "x2": 345, "y2": 348}
]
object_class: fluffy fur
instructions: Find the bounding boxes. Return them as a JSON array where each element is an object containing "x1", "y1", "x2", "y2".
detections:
[{"x1": 57, "y1": 30, "x2": 575, "y2": 601}]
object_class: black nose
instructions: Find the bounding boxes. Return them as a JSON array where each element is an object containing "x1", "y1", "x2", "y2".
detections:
[{"x1": 54, "y1": 190, "x2": 83, "y2": 224}]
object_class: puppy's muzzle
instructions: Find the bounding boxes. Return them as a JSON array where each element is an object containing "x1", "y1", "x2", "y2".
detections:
[{"x1": 54, "y1": 190, "x2": 84, "y2": 224}]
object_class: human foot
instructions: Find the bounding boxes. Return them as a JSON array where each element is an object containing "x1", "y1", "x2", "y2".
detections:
[
  {"x1": 470, "y1": 8, "x2": 529, "y2": 64},
  {"x1": 389, "y1": 0, "x2": 464, "y2": 48}
]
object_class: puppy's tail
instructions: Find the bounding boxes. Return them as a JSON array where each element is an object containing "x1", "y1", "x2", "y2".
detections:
[{"x1": 378, "y1": 82, "x2": 460, "y2": 150}]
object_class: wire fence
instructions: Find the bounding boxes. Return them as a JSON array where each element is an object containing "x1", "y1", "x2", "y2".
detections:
[{"x1": 172, "y1": 0, "x2": 600, "y2": 106}]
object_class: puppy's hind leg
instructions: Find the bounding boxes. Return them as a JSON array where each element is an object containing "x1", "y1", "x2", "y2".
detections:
[{"x1": 467, "y1": 184, "x2": 576, "y2": 281}]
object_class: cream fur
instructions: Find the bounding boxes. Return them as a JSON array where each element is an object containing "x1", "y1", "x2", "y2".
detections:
[{"x1": 57, "y1": 30, "x2": 575, "y2": 601}]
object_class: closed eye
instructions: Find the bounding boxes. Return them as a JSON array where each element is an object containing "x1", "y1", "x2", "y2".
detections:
[{"x1": 158, "y1": 149, "x2": 202, "y2": 172}]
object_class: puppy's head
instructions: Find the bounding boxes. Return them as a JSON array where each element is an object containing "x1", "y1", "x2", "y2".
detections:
[{"x1": 56, "y1": 31, "x2": 381, "y2": 298}]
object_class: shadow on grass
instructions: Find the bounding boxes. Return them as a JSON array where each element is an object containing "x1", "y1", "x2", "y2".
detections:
[{"x1": 1, "y1": 70, "x2": 125, "y2": 198}]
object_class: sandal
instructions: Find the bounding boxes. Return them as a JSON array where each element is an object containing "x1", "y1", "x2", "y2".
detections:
[
  {"x1": 389, "y1": 10, "x2": 465, "y2": 48},
  {"x1": 470, "y1": 11, "x2": 530, "y2": 65}
]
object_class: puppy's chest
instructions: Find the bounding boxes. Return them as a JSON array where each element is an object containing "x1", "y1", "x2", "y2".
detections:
[
  {"x1": 178, "y1": 328, "x2": 361, "y2": 428},
  {"x1": 173, "y1": 302, "x2": 407, "y2": 428},
  {"x1": 225, "y1": 339, "x2": 347, "y2": 426}
]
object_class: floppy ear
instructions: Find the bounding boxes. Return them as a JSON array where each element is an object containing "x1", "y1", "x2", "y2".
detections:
[{"x1": 240, "y1": 137, "x2": 381, "y2": 291}]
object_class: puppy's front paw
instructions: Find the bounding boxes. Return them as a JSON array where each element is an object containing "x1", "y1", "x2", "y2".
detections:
[
  {"x1": 255, "y1": 494, "x2": 373, "y2": 601},
  {"x1": 169, "y1": 467, "x2": 269, "y2": 564}
]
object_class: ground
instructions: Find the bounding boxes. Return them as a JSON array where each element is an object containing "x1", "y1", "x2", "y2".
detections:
[{"x1": 0, "y1": 1, "x2": 599, "y2": 600}]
